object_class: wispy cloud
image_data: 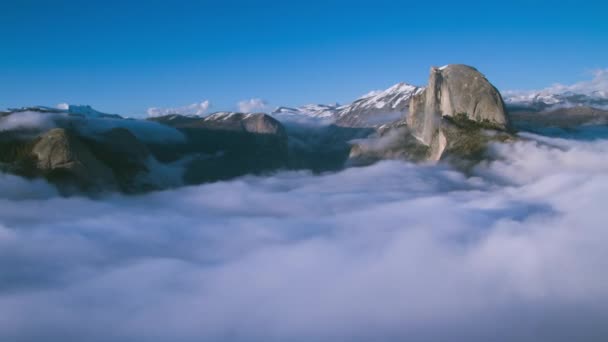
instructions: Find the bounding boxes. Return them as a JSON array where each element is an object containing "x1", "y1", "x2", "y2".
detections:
[
  {"x1": 0, "y1": 110, "x2": 185, "y2": 143},
  {"x1": 505, "y1": 68, "x2": 608, "y2": 97},
  {"x1": 237, "y1": 98, "x2": 269, "y2": 113},
  {"x1": 147, "y1": 100, "x2": 211, "y2": 117},
  {"x1": 0, "y1": 110, "x2": 59, "y2": 132},
  {"x1": 56, "y1": 102, "x2": 69, "y2": 110},
  {"x1": 1, "y1": 129, "x2": 608, "y2": 341}
]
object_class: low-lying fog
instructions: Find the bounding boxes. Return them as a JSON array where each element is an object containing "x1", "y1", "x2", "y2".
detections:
[{"x1": 1, "y1": 128, "x2": 608, "y2": 341}]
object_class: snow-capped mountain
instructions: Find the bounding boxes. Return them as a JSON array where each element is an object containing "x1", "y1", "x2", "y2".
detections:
[
  {"x1": 271, "y1": 104, "x2": 339, "y2": 124},
  {"x1": 504, "y1": 91, "x2": 608, "y2": 112},
  {"x1": 503, "y1": 68, "x2": 608, "y2": 111},
  {"x1": 6, "y1": 104, "x2": 121, "y2": 118},
  {"x1": 271, "y1": 82, "x2": 423, "y2": 127},
  {"x1": 335, "y1": 82, "x2": 423, "y2": 127}
]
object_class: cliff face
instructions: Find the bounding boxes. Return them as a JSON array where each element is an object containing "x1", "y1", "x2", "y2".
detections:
[
  {"x1": 401, "y1": 64, "x2": 511, "y2": 162},
  {"x1": 32, "y1": 128, "x2": 117, "y2": 190},
  {"x1": 408, "y1": 65, "x2": 510, "y2": 146},
  {"x1": 349, "y1": 64, "x2": 513, "y2": 166},
  {"x1": 149, "y1": 112, "x2": 289, "y2": 185},
  {"x1": 0, "y1": 109, "x2": 292, "y2": 194}
]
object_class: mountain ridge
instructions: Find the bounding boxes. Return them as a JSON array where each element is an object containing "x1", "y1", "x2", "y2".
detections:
[{"x1": 270, "y1": 82, "x2": 423, "y2": 127}]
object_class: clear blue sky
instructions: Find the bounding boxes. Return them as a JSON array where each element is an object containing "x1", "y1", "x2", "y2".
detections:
[{"x1": 1, "y1": 0, "x2": 607, "y2": 115}]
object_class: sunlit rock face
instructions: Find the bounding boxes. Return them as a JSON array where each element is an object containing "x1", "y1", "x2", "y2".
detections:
[
  {"x1": 350, "y1": 65, "x2": 513, "y2": 166},
  {"x1": 408, "y1": 64, "x2": 510, "y2": 145},
  {"x1": 200, "y1": 112, "x2": 287, "y2": 137},
  {"x1": 32, "y1": 128, "x2": 117, "y2": 190},
  {"x1": 0, "y1": 109, "x2": 292, "y2": 194}
]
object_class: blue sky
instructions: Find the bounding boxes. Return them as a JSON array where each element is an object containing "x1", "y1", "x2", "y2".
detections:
[{"x1": 1, "y1": 0, "x2": 607, "y2": 116}]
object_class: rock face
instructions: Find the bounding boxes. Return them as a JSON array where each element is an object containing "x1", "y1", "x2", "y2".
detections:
[
  {"x1": 32, "y1": 128, "x2": 116, "y2": 189},
  {"x1": 153, "y1": 112, "x2": 286, "y2": 137},
  {"x1": 408, "y1": 65, "x2": 509, "y2": 145},
  {"x1": 201, "y1": 112, "x2": 287, "y2": 136},
  {"x1": 97, "y1": 128, "x2": 150, "y2": 162},
  {"x1": 347, "y1": 124, "x2": 430, "y2": 165},
  {"x1": 149, "y1": 112, "x2": 289, "y2": 184},
  {"x1": 1, "y1": 110, "x2": 291, "y2": 193},
  {"x1": 0, "y1": 68, "x2": 515, "y2": 194},
  {"x1": 350, "y1": 65, "x2": 513, "y2": 166},
  {"x1": 80, "y1": 128, "x2": 152, "y2": 192}
]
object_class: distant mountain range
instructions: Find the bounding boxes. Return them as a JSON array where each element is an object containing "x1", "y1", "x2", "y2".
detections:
[
  {"x1": 503, "y1": 91, "x2": 608, "y2": 112},
  {"x1": 271, "y1": 83, "x2": 423, "y2": 127},
  {"x1": 5, "y1": 104, "x2": 122, "y2": 119},
  {"x1": 271, "y1": 104, "x2": 338, "y2": 121},
  {"x1": 3, "y1": 64, "x2": 608, "y2": 195},
  {"x1": 271, "y1": 79, "x2": 608, "y2": 126},
  {"x1": 6, "y1": 77, "x2": 607, "y2": 127}
]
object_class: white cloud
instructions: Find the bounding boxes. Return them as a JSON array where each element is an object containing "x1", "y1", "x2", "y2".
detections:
[
  {"x1": 504, "y1": 68, "x2": 608, "y2": 98},
  {"x1": 73, "y1": 115, "x2": 186, "y2": 143},
  {"x1": 1, "y1": 128, "x2": 608, "y2": 341},
  {"x1": 546, "y1": 69, "x2": 608, "y2": 96},
  {"x1": 0, "y1": 110, "x2": 184, "y2": 143},
  {"x1": 237, "y1": 98, "x2": 269, "y2": 113},
  {"x1": 147, "y1": 100, "x2": 211, "y2": 117},
  {"x1": 56, "y1": 102, "x2": 69, "y2": 110},
  {"x1": 0, "y1": 110, "x2": 60, "y2": 132}
]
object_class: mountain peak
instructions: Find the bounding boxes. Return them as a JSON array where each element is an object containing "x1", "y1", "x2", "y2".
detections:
[
  {"x1": 270, "y1": 82, "x2": 423, "y2": 127},
  {"x1": 334, "y1": 82, "x2": 423, "y2": 127}
]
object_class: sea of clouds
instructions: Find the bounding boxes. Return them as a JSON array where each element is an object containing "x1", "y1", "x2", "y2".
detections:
[
  {"x1": 1, "y1": 129, "x2": 608, "y2": 341},
  {"x1": 0, "y1": 111, "x2": 185, "y2": 143}
]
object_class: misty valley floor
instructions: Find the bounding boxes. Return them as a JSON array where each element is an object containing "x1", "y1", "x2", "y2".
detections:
[{"x1": 1, "y1": 130, "x2": 608, "y2": 341}]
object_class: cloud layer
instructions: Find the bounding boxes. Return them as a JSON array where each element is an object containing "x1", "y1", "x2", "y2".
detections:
[
  {"x1": 237, "y1": 98, "x2": 269, "y2": 113},
  {"x1": 1, "y1": 130, "x2": 608, "y2": 341},
  {"x1": 0, "y1": 111, "x2": 185, "y2": 143},
  {"x1": 147, "y1": 100, "x2": 211, "y2": 117},
  {"x1": 0, "y1": 110, "x2": 59, "y2": 132}
]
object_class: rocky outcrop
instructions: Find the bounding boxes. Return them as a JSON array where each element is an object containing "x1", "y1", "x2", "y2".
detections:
[
  {"x1": 149, "y1": 112, "x2": 289, "y2": 184},
  {"x1": 408, "y1": 65, "x2": 509, "y2": 146},
  {"x1": 347, "y1": 124, "x2": 430, "y2": 165},
  {"x1": 0, "y1": 68, "x2": 515, "y2": 193},
  {"x1": 98, "y1": 128, "x2": 150, "y2": 162},
  {"x1": 201, "y1": 112, "x2": 287, "y2": 137},
  {"x1": 32, "y1": 128, "x2": 116, "y2": 189},
  {"x1": 154, "y1": 112, "x2": 286, "y2": 135},
  {"x1": 405, "y1": 65, "x2": 511, "y2": 161},
  {"x1": 350, "y1": 65, "x2": 513, "y2": 166},
  {"x1": 0, "y1": 110, "x2": 292, "y2": 193},
  {"x1": 80, "y1": 128, "x2": 153, "y2": 192}
]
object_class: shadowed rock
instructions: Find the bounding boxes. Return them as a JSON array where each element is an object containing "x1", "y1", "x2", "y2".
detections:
[
  {"x1": 32, "y1": 128, "x2": 116, "y2": 190},
  {"x1": 79, "y1": 128, "x2": 153, "y2": 192},
  {"x1": 149, "y1": 112, "x2": 289, "y2": 184}
]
